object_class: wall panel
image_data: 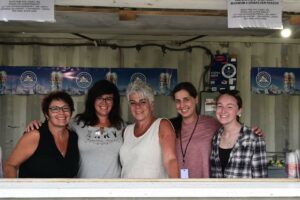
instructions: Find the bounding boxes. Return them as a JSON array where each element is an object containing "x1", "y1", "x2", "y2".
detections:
[{"x1": 0, "y1": 37, "x2": 299, "y2": 160}]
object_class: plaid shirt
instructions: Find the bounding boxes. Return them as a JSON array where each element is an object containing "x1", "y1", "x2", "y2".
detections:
[{"x1": 210, "y1": 125, "x2": 268, "y2": 178}]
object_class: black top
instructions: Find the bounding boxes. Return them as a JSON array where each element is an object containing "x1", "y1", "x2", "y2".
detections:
[
  {"x1": 19, "y1": 121, "x2": 79, "y2": 178},
  {"x1": 218, "y1": 147, "x2": 232, "y2": 175}
]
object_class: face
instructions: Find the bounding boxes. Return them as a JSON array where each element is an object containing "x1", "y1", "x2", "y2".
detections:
[
  {"x1": 47, "y1": 100, "x2": 71, "y2": 128},
  {"x1": 129, "y1": 92, "x2": 153, "y2": 122},
  {"x1": 174, "y1": 89, "x2": 198, "y2": 119},
  {"x1": 216, "y1": 94, "x2": 241, "y2": 126},
  {"x1": 94, "y1": 94, "x2": 114, "y2": 118}
]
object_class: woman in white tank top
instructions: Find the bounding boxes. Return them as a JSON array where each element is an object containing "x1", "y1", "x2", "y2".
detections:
[{"x1": 120, "y1": 79, "x2": 179, "y2": 178}]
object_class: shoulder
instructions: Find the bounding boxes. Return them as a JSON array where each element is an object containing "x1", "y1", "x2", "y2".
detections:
[
  {"x1": 212, "y1": 127, "x2": 223, "y2": 142},
  {"x1": 159, "y1": 118, "x2": 173, "y2": 128},
  {"x1": 70, "y1": 118, "x2": 83, "y2": 128},
  {"x1": 199, "y1": 115, "x2": 220, "y2": 125},
  {"x1": 199, "y1": 115, "x2": 222, "y2": 133},
  {"x1": 19, "y1": 129, "x2": 40, "y2": 145},
  {"x1": 241, "y1": 125, "x2": 264, "y2": 142},
  {"x1": 158, "y1": 119, "x2": 175, "y2": 140},
  {"x1": 124, "y1": 123, "x2": 134, "y2": 130},
  {"x1": 69, "y1": 119, "x2": 90, "y2": 133}
]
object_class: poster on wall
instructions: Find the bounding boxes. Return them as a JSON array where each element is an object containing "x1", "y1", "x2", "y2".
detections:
[
  {"x1": 227, "y1": 0, "x2": 282, "y2": 29},
  {"x1": 0, "y1": 0, "x2": 54, "y2": 22},
  {"x1": 0, "y1": 66, "x2": 177, "y2": 96},
  {"x1": 251, "y1": 67, "x2": 300, "y2": 95}
]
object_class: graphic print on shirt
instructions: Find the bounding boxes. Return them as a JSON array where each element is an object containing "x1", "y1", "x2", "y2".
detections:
[{"x1": 86, "y1": 127, "x2": 119, "y2": 145}]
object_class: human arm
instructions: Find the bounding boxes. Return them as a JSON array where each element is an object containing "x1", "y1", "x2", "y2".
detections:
[
  {"x1": 3, "y1": 130, "x2": 40, "y2": 178},
  {"x1": 159, "y1": 119, "x2": 179, "y2": 178},
  {"x1": 251, "y1": 137, "x2": 268, "y2": 178},
  {"x1": 25, "y1": 120, "x2": 42, "y2": 132}
]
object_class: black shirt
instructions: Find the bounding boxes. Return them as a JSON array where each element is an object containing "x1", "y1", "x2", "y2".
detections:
[
  {"x1": 218, "y1": 147, "x2": 232, "y2": 175},
  {"x1": 19, "y1": 122, "x2": 79, "y2": 178}
]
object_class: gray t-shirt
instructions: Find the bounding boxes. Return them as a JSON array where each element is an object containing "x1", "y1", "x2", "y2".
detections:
[{"x1": 70, "y1": 119, "x2": 124, "y2": 178}]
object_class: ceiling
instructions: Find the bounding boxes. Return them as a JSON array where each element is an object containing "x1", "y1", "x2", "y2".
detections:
[{"x1": 0, "y1": 0, "x2": 300, "y2": 40}]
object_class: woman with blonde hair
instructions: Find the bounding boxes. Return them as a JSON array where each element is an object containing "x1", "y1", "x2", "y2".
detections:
[{"x1": 120, "y1": 79, "x2": 179, "y2": 178}]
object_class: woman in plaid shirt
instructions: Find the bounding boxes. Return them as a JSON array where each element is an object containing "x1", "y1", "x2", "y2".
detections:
[{"x1": 210, "y1": 91, "x2": 267, "y2": 178}]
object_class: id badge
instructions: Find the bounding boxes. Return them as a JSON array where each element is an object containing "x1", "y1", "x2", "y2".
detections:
[{"x1": 180, "y1": 168, "x2": 189, "y2": 179}]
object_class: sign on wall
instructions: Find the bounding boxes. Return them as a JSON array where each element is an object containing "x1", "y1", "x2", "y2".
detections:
[
  {"x1": 0, "y1": 0, "x2": 54, "y2": 22},
  {"x1": 210, "y1": 53, "x2": 237, "y2": 91},
  {"x1": 0, "y1": 66, "x2": 177, "y2": 96},
  {"x1": 227, "y1": 0, "x2": 282, "y2": 29},
  {"x1": 251, "y1": 67, "x2": 299, "y2": 95}
]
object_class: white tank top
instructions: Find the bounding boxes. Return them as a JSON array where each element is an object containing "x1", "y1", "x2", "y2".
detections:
[{"x1": 120, "y1": 118, "x2": 168, "y2": 178}]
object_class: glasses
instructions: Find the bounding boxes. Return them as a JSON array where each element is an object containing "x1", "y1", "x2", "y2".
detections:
[
  {"x1": 129, "y1": 99, "x2": 148, "y2": 107},
  {"x1": 49, "y1": 106, "x2": 71, "y2": 113},
  {"x1": 96, "y1": 96, "x2": 113, "y2": 104}
]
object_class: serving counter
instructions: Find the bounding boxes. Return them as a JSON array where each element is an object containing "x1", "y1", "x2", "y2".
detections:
[{"x1": 0, "y1": 179, "x2": 299, "y2": 199}]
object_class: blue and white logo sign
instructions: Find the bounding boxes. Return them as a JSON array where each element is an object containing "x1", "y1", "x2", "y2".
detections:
[
  {"x1": 76, "y1": 72, "x2": 93, "y2": 89},
  {"x1": 256, "y1": 71, "x2": 271, "y2": 88},
  {"x1": 20, "y1": 71, "x2": 37, "y2": 88},
  {"x1": 130, "y1": 73, "x2": 146, "y2": 83}
]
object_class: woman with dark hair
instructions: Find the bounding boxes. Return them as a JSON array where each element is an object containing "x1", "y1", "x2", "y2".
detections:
[
  {"x1": 210, "y1": 91, "x2": 267, "y2": 178},
  {"x1": 73, "y1": 80, "x2": 124, "y2": 178},
  {"x1": 25, "y1": 80, "x2": 124, "y2": 178},
  {"x1": 170, "y1": 82, "x2": 263, "y2": 178},
  {"x1": 4, "y1": 91, "x2": 79, "y2": 178},
  {"x1": 170, "y1": 82, "x2": 220, "y2": 178},
  {"x1": 75, "y1": 80, "x2": 123, "y2": 130}
]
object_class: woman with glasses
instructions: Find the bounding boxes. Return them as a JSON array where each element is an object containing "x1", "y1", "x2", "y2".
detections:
[
  {"x1": 4, "y1": 91, "x2": 79, "y2": 178},
  {"x1": 73, "y1": 79, "x2": 124, "y2": 178},
  {"x1": 25, "y1": 80, "x2": 124, "y2": 178},
  {"x1": 120, "y1": 79, "x2": 179, "y2": 178}
]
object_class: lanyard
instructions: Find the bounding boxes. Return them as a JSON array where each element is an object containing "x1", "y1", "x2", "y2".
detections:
[{"x1": 179, "y1": 116, "x2": 199, "y2": 165}]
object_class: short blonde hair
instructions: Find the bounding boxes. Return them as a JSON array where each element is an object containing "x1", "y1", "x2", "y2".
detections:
[{"x1": 126, "y1": 79, "x2": 154, "y2": 103}]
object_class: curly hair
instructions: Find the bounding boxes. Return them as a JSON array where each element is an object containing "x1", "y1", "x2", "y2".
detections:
[
  {"x1": 75, "y1": 80, "x2": 123, "y2": 130},
  {"x1": 126, "y1": 79, "x2": 154, "y2": 103}
]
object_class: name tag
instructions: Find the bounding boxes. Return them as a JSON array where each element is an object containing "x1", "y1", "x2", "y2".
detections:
[{"x1": 180, "y1": 168, "x2": 189, "y2": 179}]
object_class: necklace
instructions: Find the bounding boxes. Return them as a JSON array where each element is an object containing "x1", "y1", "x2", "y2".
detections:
[{"x1": 179, "y1": 116, "x2": 199, "y2": 165}]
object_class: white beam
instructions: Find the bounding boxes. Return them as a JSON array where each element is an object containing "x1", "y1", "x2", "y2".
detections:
[
  {"x1": 0, "y1": 179, "x2": 300, "y2": 198},
  {"x1": 55, "y1": 0, "x2": 227, "y2": 10},
  {"x1": 55, "y1": 0, "x2": 300, "y2": 12}
]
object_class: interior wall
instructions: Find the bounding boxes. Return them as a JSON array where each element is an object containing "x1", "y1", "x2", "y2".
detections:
[{"x1": 0, "y1": 37, "x2": 299, "y2": 160}]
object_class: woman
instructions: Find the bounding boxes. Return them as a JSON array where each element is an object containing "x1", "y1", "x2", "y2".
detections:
[
  {"x1": 170, "y1": 82, "x2": 263, "y2": 178},
  {"x1": 120, "y1": 79, "x2": 179, "y2": 178},
  {"x1": 171, "y1": 82, "x2": 220, "y2": 178},
  {"x1": 25, "y1": 80, "x2": 124, "y2": 178},
  {"x1": 210, "y1": 90, "x2": 267, "y2": 178},
  {"x1": 4, "y1": 91, "x2": 79, "y2": 178},
  {"x1": 73, "y1": 79, "x2": 124, "y2": 178}
]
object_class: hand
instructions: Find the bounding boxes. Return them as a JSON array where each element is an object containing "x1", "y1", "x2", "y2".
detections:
[
  {"x1": 251, "y1": 126, "x2": 264, "y2": 137},
  {"x1": 25, "y1": 120, "x2": 42, "y2": 132}
]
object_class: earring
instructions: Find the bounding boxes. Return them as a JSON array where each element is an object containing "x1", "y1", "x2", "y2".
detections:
[{"x1": 238, "y1": 114, "x2": 242, "y2": 117}]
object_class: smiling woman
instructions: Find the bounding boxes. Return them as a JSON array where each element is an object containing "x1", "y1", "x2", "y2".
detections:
[
  {"x1": 210, "y1": 90, "x2": 268, "y2": 178},
  {"x1": 120, "y1": 79, "x2": 179, "y2": 178},
  {"x1": 3, "y1": 91, "x2": 79, "y2": 178}
]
